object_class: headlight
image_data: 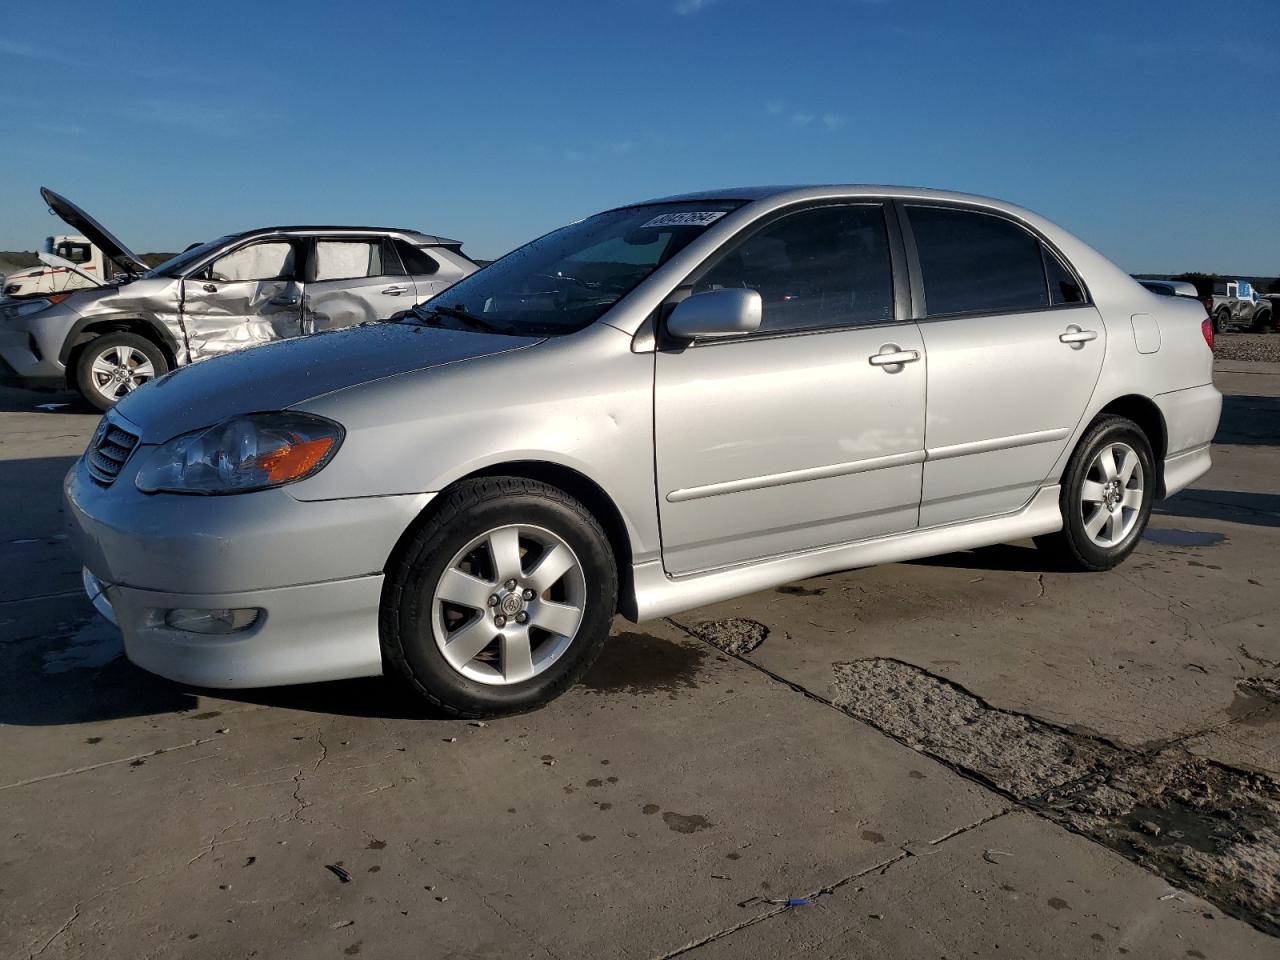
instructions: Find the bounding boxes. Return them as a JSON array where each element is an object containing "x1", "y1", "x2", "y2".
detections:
[
  {"x1": 3, "y1": 296, "x2": 66, "y2": 321},
  {"x1": 135, "y1": 412, "x2": 344, "y2": 495}
]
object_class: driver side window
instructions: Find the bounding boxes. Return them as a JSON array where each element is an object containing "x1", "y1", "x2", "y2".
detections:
[
  {"x1": 692, "y1": 204, "x2": 894, "y2": 334},
  {"x1": 204, "y1": 241, "x2": 295, "y2": 282}
]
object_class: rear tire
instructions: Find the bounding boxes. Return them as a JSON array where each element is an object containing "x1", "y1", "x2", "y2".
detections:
[
  {"x1": 1253, "y1": 310, "x2": 1274, "y2": 334},
  {"x1": 74, "y1": 332, "x2": 168, "y2": 411},
  {"x1": 1034, "y1": 415, "x2": 1155, "y2": 572},
  {"x1": 381, "y1": 477, "x2": 618, "y2": 718}
]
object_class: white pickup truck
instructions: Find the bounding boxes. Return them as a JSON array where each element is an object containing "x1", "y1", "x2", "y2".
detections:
[{"x1": 1, "y1": 235, "x2": 109, "y2": 298}]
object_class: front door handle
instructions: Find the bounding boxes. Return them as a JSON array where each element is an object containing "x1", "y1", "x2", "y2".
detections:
[
  {"x1": 269, "y1": 295, "x2": 299, "y2": 306},
  {"x1": 202, "y1": 283, "x2": 218, "y2": 293},
  {"x1": 381, "y1": 285, "x2": 409, "y2": 296},
  {"x1": 1059, "y1": 325, "x2": 1098, "y2": 345},
  {"x1": 868, "y1": 349, "x2": 921, "y2": 367}
]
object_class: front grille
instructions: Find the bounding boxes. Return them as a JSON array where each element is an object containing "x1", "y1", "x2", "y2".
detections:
[{"x1": 85, "y1": 419, "x2": 140, "y2": 486}]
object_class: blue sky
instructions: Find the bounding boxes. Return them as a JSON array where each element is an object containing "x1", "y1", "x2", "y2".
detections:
[{"x1": 1, "y1": 0, "x2": 1277, "y2": 273}]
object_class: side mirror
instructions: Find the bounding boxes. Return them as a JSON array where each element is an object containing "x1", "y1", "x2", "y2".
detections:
[{"x1": 666, "y1": 288, "x2": 762, "y2": 341}]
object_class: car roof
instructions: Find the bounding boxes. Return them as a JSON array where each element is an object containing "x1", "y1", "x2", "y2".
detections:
[
  {"x1": 233, "y1": 226, "x2": 462, "y2": 246},
  {"x1": 629, "y1": 184, "x2": 1008, "y2": 207}
]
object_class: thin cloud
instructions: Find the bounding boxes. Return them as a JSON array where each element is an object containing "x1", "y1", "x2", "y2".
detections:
[
  {"x1": 675, "y1": 0, "x2": 719, "y2": 14},
  {"x1": 764, "y1": 100, "x2": 786, "y2": 115},
  {"x1": 821, "y1": 113, "x2": 846, "y2": 131},
  {"x1": 790, "y1": 113, "x2": 814, "y2": 127}
]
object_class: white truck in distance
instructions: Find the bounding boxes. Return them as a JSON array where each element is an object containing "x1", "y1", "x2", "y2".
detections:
[{"x1": 1, "y1": 236, "x2": 108, "y2": 298}]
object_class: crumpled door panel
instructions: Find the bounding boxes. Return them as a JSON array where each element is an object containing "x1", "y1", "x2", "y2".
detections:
[{"x1": 182, "y1": 279, "x2": 303, "y2": 359}]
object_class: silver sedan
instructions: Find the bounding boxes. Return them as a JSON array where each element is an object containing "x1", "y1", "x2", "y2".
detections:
[{"x1": 66, "y1": 186, "x2": 1222, "y2": 716}]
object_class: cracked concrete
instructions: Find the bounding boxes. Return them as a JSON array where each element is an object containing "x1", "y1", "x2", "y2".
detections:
[{"x1": 2, "y1": 365, "x2": 1279, "y2": 958}]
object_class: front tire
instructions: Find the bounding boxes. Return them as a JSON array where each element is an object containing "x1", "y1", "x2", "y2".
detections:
[
  {"x1": 1213, "y1": 310, "x2": 1232, "y2": 335},
  {"x1": 1034, "y1": 415, "x2": 1155, "y2": 572},
  {"x1": 381, "y1": 477, "x2": 618, "y2": 717},
  {"x1": 74, "y1": 333, "x2": 168, "y2": 411}
]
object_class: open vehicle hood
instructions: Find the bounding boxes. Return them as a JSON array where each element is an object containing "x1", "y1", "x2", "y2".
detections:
[
  {"x1": 37, "y1": 251, "x2": 104, "y2": 288},
  {"x1": 113, "y1": 321, "x2": 543, "y2": 443},
  {"x1": 40, "y1": 186, "x2": 149, "y2": 276}
]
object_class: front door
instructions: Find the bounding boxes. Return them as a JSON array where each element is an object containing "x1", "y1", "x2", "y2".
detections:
[
  {"x1": 304, "y1": 237, "x2": 414, "y2": 332},
  {"x1": 654, "y1": 202, "x2": 927, "y2": 575},
  {"x1": 181, "y1": 238, "x2": 303, "y2": 359},
  {"x1": 902, "y1": 203, "x2": 1106, "y2": 526}
]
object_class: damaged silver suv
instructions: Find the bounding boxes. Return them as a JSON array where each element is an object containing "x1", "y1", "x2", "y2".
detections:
[{"x1": 0, "y1": 188, "x2": 476, "y2": 410}]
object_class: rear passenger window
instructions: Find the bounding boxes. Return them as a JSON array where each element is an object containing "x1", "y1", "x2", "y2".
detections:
[
  {"x1": 314, "y1": 240, "x2": 381, "y2": 281},
  {"x1": 396, "y1": 241, "x2": 440, "y2": 276},
  {"x1": 1043, "y1": 246, "x2": 1084, "y2": 305},
  {"x1": 907, "y1": 206, "x2": 1048, "y2": 316},
  {"x1": 692, "y1": 204, "x2": 894, "y2": 333}
]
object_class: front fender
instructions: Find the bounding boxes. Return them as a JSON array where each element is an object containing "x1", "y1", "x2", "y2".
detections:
[{"x1": 289, "y1": 325, "x2": 662, "y2": 562}]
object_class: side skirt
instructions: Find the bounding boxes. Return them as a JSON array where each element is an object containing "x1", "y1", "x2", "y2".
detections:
[{"x1": 623, "y1": 485, "x2": 1063, "y2": 622}]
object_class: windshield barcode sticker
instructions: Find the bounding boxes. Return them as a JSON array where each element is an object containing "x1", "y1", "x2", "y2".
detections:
[{"x1": 640, "y1": 211, "x2": 728, "y2": 229}]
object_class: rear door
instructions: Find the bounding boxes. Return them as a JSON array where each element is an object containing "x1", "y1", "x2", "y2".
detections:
[
  {"x1": 654, "y1": 202, "x2": 926, "y2": 575},
  {"x1": 902, "y1": 203, "x2": 1105, "y2": 526},
  {"x1": 393, "y1": 239, "x2": 448, "y2": 302},
  {"x1": 181, "y1": 238, "x2": 304, "y2": 358},
  {"x1": 304, "y1": 237, "x2": 414, "y2": 332}
]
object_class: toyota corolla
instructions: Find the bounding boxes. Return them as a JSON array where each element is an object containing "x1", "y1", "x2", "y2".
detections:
[{"x1": 65, "y1": 186, "x2": 1222, "y2": 716}]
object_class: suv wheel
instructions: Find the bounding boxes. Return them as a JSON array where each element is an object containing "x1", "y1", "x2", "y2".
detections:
[
  {"x1": 381, "y1": 477, "x2": 618, "y2": 717},
  {"x1": 1253, "y1": 310, "x2": 1274, "y2": 334},
  {"x1": 1213, "y1": 309, "x2": 1232, "y2": 335},
  {"x1": 75, "y1": 333, "x2": 169, "y2": 411},
  {"x1": 1034, "y1": 415, "x2": 1155, "y2": 572}
]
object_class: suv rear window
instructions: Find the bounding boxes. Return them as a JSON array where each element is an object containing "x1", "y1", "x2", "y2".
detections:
[{"x1": 907, "y1": 206, "x2": 1049, "y2": 316}]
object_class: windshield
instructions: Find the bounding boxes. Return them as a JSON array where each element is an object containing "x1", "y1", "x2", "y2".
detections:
[
  {"x1": 414, "y1": 201, "x2": 743, "y2": 336},
  {"x1": 146, "y1": 235, "x2": 236, "y2": 278}
]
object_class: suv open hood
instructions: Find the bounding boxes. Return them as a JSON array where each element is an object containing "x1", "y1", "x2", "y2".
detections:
[{"x1": 40, "y1": 187, "x2": 149, "y2": 276}]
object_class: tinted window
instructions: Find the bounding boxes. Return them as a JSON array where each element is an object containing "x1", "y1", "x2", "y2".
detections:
[
  {"x1": 692, "y1": 204, "x2": 893, "y2": 333},
  {"x1": 379, "y1": 238, "x2": 406, "y2": 277},
  {"x1": 206, "y1": 241, "x2": 295, "y2": 282},
  {"x1": 396, "y1": 241, "x2": 440, "y2": 275},
  {"x1": 1044, "y1": 246, "x2": 1085, "y2": 304},
  {"x1": 908, "y1": 206, "x2": 1048, "y2": 316}
]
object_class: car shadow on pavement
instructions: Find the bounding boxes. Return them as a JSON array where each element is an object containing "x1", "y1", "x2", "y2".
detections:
[
  {"x1": 1156, "y1": 489, "x2": 1280, "y2": 528},
  {"x1": 908, "y1": 542, "x2": 1070, "y2": 573},
  {"x1": 1215, "y1": 394, "x2": 1280, "y2": 446},
  {"x1": 0, "y1": 386, "x2": 87, "y2": 414}
]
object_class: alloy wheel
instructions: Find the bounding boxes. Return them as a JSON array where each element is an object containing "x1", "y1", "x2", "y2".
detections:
[
  {"x1": 431, "y1": 523, "x2": 586, "y2": 685},
  {"x1": 1080, "y1": 441, "x2": 1144, "y2": 548},
  {"x1": 89, "y1": 345, "x2": 156, "y2": 401}
]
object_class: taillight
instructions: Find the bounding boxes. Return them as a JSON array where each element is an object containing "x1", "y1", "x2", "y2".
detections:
[
  {"x1": 1201, "y1": 297, "x2": 1213, "y2": 315},
  {"x1": 1201, "y1": 317, "x2": 1214, "y2": 351}
]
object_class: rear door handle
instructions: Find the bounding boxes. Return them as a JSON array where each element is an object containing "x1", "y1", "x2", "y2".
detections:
[
  {"x1": 381, "y1": 285, "x2": 409, "y2": 296},
  {"x1": 269, "y1": 295, "x2": 299, "y2": 306},
  {"x1": 868, "y1": 349, "x2": 921, "y2": 367},
  {"x1": 1059, "y1": 326, "x2": 1098, "y2": 344}
]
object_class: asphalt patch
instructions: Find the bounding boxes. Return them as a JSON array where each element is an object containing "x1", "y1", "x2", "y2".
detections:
[
  {"x1": 689, "y1": 618, "x2": 769, "y2": 656},
  {"x1": 827, "y1": 657, "x2": 1280, "y2": 934},
  {"x1": 829, "y1": 658, "x2": 1123, "y2": 799}
]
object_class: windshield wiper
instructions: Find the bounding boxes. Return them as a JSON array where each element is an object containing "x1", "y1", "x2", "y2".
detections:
[{"x1": 415, "y1": 303, "x2": 511, "y2": 335}]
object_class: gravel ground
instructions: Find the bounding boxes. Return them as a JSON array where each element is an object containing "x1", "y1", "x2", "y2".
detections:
[{"x1": 1217, "y1": 332, "x2": 1280, "y2": 362}]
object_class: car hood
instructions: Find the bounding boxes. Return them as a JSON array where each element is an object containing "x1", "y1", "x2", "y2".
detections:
[
  {"x1": 40, "y1": 186, "x2": 149, "y2": 276},
  {"x1": 113, "y1": 322, "x2": 543, "y2": 442}
]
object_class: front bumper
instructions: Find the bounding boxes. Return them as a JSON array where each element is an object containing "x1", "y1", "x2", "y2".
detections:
[
  {"x1": 65, "y1": 449, "x2": 433, "y2": 688},
  {"x1": 0, "y1": 303, "x2": 76, "y2": 388}
]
